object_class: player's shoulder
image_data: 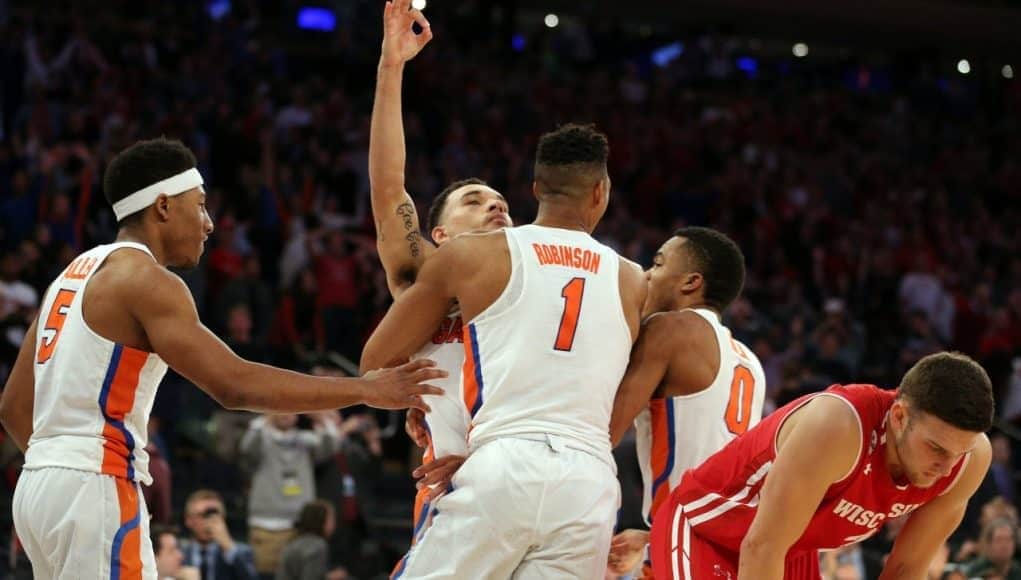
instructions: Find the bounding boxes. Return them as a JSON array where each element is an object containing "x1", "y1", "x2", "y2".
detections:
[
  {"x1": 100, "y1": 251, "x2": 190, "y2": 303},
  {"x1": 642, "y1": 309, "x2": 712, "y2": 336},
  {"x1": 618, "y1": 256, "x2": 644, "y2": 275},
  {"x1": 638, "y1": 310, "x2": 713, "y2": 351},
  {"x1": 447, "y1": 228, "x2": 508, "y2": 248}
]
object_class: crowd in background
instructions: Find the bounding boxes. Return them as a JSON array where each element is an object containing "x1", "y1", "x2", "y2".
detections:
[{"x1": 2, "y1": 0, "x2": 1021, "y2": 578}]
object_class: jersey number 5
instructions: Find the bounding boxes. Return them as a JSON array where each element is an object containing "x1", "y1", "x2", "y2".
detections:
[
  {"x1": 36, "y1": 289, "x2": 76, "y2": 364},
  {"x1": 554, "y1": 277, "x2": 586, "y2": 351},
  {"x1": 725, "y1": 364, "x2": 755, "y2": 435}
]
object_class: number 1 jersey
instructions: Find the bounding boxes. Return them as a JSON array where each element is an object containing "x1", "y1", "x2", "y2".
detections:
[{"x1": 460, "y1": 225, "x2": 632, "y2": 466}]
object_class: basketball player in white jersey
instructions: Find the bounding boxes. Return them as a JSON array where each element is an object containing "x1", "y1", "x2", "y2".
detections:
[
  {"x1": 367, "y1": 1, "x2": 513, "y2": 574},
  {"x1": 605, "y1": 228, "x2": 766, "y2": 577},
  {"x1": 361, "y1": 124, "x2": 646, "y2": 578},
  {"x1": 0, "y1": 138, "x2": 445, "y2": 579}
]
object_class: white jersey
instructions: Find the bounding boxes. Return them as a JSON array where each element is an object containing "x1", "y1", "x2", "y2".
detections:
[
  {"x1": 461, "y1": 225, "x2": 632, "y2": 465},
  {"x1": 25, "y1": 242, "x2": 168, "y2": 484},
  {"x1": 635, "y1": 308, "x2": 766, "y2": 524},
  {"x1": 412, "y1": 310, "x2": 470, "y2": 460}
]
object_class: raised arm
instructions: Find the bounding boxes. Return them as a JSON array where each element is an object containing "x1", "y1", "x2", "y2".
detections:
[
  {"x1": 130, "y1": 261, "x2": 444, "y2": 413},
  {"x1": 738, "y1": 396, "x2": 861, "y2": 580},
  {"x1": 361, "y1": 236, "x2": 465, "y2": 373},
  {"x1": 370, "y1": 0, "x2": 435, "y2": 296},
  {"x1": 0, "y1": 316, "x2": 40, "y2": 452},
  {"x1": 880, "y1": 436, "x2": 991, "y2": 580}
]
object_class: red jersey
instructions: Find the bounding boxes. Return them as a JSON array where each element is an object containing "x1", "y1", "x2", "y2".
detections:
[{"x1": 660, "y1": 384, "x2": 969, "y2": 558}]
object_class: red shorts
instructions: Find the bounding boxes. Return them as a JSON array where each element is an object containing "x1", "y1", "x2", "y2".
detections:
[{"x1": 648, "y1": 498, "x2": 819, "y2": 579}]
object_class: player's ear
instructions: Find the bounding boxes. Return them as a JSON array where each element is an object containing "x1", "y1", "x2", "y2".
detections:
[
  {"x1": 679, "y1": 272, "x2": 703, "y2": 296},
  {"x1": 431, "y1": 225, "x2": 449, "y2": 244}
]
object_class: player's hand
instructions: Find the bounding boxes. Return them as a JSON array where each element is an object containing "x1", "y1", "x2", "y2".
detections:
[
  {"x1": 361, "y1": 359, "x2": 445, "y2": 412},
  {"x1": 607, "y1": 529, "x2": 649, "y2": 575},
  {"x1": 413, "y1": 454, "x2": 466, "y2": 502},
  {"x1": 380, "y1": 0, "x2": 433, "y2": 67},
  {"x1": 405, "y1": 408, "x2": 429, "y2": 447}
]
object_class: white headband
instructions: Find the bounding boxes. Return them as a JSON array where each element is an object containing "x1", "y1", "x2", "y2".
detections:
[
  {"x1": 112, "y1": 168, "x2": 205, "y2": 221},
  {"x1": 447, "y1": 183, "x2": 503, "y2": 201}
]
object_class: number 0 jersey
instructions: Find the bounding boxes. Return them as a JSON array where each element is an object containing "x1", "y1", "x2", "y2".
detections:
[
  {"x1": 25, "y1": 242, "x2": 168, "y2": 484},
  {"x1": 461, "y1": 225, "x2": 632, "y2": 466},
  {"x1": 635, "y1": 308, "x2": 766, "y2": 524}
]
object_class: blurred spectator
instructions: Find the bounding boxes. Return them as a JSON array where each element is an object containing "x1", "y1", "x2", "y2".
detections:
[
  {"x1": 315, "y1": 412, "x2": 386, "y2": 577},
  {"x1": 217, "y1": 253, "x2": 273, "y2": 342},
  {"x1": 224, "y1": 303, "x2": 268, "y2": 364},
  {"x1": 240, "y1": 413, "x2": 340, "y2": 576},
  {"x1": 275, "y1": 500, "x2": 347, "y2": 580},
  {"x1": 268, "y1": 268, "x2": 324, "y2": 368},
  {"x1": 956, "y1": 518, "x2": 1021, "y2": 580},
  {"x1": 181, "y1": 489, "x2": 257, "y2": 580},
  {"x1": 312, "y1": 230, "x2": 361, "y2": 358},
  {"x1": 991, "y1": 434, "x2": 1017, "y2": 504},
  {"x1": 152, "y1": 524, "x2": 200, "y2": 580},
  {"x1": 143, "y1": 418, "x2": 174, "y2": 526}
]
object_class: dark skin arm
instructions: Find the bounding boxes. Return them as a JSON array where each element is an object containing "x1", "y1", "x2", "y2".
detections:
[
  {"x1": 609, "y1": 314, "x2": 673, "y2": 447},
  {"x1": 0, "y1": 317, "x2": 39, "y2": 452},
  {"x1": 129, "y1": 259, "x2": 445, "y2": 413},
  {"x1": 360, "y1": 235, "x2": 467, "y2": 373}
]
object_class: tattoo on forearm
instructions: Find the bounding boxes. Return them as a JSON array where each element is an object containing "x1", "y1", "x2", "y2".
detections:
[{"x1": 396, "y1": 203, "x2": 421, "y2": 257}]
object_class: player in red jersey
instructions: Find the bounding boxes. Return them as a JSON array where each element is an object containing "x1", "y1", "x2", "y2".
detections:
[{"x1": 648, "y1": 351, "x2": 993, "y2": 580}]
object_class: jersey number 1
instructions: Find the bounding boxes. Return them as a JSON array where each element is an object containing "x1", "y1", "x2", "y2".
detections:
[
  {"x1": 36, "y1": 289, "x2": 76, "y2": 364},
  {"x1": 554, "y1": 277, "x2": 586, "y2": 351},
  {"x1": 725, "y1": 364, "x2": 755, "y2": 435}
]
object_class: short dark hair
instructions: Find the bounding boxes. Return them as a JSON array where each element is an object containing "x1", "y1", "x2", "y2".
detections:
[
  {"x1": 675, "y1": 227, "x2": 746, "y2": 312},
  {"x1": 533, "y1": 123, "x2": 609, "y2": 198},
  {"x1": 899, "y1": 351, "x2": 994, "y2": 432},
  {"x1": 150, "y1": 524, "x2": 179, "y2": 556},
  {"x1": 103, "y1": 137, "x2": 197, "y2": 225},
  {"x1": 427, "y1": 177, "x2": 489, "y2": 233},
  {"x1": 293, "y1": 499, "x2": 334, "y2": 537}
]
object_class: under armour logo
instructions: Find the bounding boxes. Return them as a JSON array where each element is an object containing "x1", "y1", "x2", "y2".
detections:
[{"x1": 864, "y1": 463, "x2": 872, "y2": 475}]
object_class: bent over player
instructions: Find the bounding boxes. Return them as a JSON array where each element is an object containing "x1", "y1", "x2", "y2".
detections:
[{"x1": 648, "y1": 351, "x2": 993, "y2": 580}]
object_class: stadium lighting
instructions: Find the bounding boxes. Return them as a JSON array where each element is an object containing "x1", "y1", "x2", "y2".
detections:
[
  {"x1": 544, "y1": 13, "x2": 559, "y2": 28},
  {"x1": 957, "y1": 59, "x2": 971, "y2": 74},
  {"x1": 1004, "y1": 65, "x2": 1015, "y2": 79},
  {"x1": 792, "y1": 43, "x2": 808, "y2": 58},
  {"x1": 412, "y1": 0, "x2": 426, "y2": 9}
]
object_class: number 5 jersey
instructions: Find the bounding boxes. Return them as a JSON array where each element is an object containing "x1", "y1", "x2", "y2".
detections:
[{"x1": 26, "y1": 242, "x2": 167, "y2": 484}]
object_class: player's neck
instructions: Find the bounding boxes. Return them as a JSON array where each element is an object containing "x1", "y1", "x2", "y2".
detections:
[
  {"x1": 115, "y1": 227, "x2": 166, "y2": 265},
  {"x1": 533, "y1": 204, "x2": 593, "y2": 233},
  {"x1": 883, "y1": 429, "x2": 909, "y2": 485},
  {"x1": 675, "y1": 299, "x2": 715, "y2": 315}
]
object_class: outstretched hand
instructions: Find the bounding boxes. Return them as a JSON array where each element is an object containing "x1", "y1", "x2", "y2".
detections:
[
  {"x1": 361, "y1": 358, "x2": 446, "y2": 412},
  {"x1": 381, "y1": 0, "x2": 433, "y2": 67}
]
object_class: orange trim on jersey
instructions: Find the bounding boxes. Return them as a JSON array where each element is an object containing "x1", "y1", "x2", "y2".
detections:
[
  {"x1": 461, "y1": 324, "x2": 484, "y2": 418},
  {"x1": 100, "y1": 346, "x2": 147, "y2": 479},
  {"x1": 111, "y1": 477, "x2": 143, "y2": 579},
  {"x1": 649, "y1": 398, "x2": 677, "y2": 518}
]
